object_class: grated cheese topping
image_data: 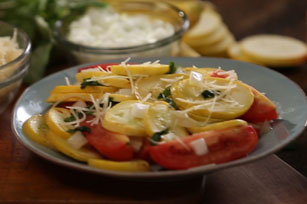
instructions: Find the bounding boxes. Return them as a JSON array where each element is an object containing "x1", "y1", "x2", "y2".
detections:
[
  {"x1": 0, "y1": 29, "x2": 22, "y2": 67},
  {"x1": 65, "y1": 77, "x2": 71, "y2": 86},
  {"x1": 160, "y1": 76, "x2": 184, "y2": 83}
]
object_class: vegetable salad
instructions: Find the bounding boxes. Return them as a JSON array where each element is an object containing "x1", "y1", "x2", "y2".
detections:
[{"x1": 23, "y1": 59, "x2": 278, "y2": 172}]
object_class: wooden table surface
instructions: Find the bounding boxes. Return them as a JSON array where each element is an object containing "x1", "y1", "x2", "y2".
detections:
[{"x1": 1, "y1": 0, "x2": 307, "y2": 203}]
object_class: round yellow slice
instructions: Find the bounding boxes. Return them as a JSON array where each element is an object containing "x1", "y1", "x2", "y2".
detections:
[
  {"x1": 135, "y1": 73, "x2": 187, "y2": 101},
  {"x1": 227, "y1": 43, "x2": 263, "y2": 65},
  {"x1": 88, "y1": 159, "x2": 150, "y2": 172},
  {"x1": 240, "y1": 34, "x2": 307, "y2": 67},
  {"x1": 111, "y1": 64, "x2": 170, "y2": 76},
  {"x1": 177, "y1": 41, "x2": 201, "y2": 57},
  {"x1": 144, "y1": 101, "x2": 188, "y2": 137},
  {"x1": 183, "y1": 10, "x2": 222, "y2": 44},
  {"x1": 195, "y1": 33, "x2": 235, "y2": 56},
  {"x1": 22, "y1": 115, "x2": 53, "y2": 148},
  {"x1": 45, "y1": 108, "x2": 73, "y2": 139},
  {"x1": 47, "y1": 131, "x2": 101, "y2": 162},
  {"x1": 171, "y1": 77, "x2": 254, "y2": 119},
  {"x1": 102, "y1": 100, "x2": 149, "y2": 137},
  {"x1": 188, "y1": 119, "x2": 248, "y2": 133},
  {"x1": 187, "y1": 24, "x2": 230, "y2": 48}
]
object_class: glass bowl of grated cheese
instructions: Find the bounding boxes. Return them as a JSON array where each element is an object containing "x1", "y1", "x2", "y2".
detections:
[
  {"x1": 53, "y1": 0, "x2": 189, "y2": 64},
  {"x1": 0, "y1": 21, "x2": 31, "y2": 114}
]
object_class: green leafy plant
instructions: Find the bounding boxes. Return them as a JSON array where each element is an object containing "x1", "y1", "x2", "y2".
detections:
[{"x1": 0, "y1": 0, "x2": 106, "y2": 83}]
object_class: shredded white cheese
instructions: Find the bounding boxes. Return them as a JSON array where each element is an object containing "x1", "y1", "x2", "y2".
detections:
[
  {"x1": 0, "y1": 29, "x2": 23, "y2": 82},
  {"x1": 0, "y1": 29, "x2": 22, "y2": 67},
  {"x1": 65, "y1": 77, "x2": 71, "y2": 86},
  {"x1": 160, "y1": 76, "x2": 184, "y2": 83},
  {"x1": 81, "y1": 67, "x2": 104, "y2": 72},
  {"x1": 141, "y1": 93, "x2": 152, "y2": 103}
]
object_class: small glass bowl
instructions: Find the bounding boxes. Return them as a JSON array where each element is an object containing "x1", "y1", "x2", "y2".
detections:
[
  {"x1": 53, "y1": 0, "x2": 189, "y2": 64},
  {"x1": 0, "y1": 21, "x2": 31, "y2": 114}
]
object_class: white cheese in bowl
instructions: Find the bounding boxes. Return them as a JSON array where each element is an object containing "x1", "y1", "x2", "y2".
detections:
[
  {"x1": 67, "y1": 7, "x2": 175, "y2": 48},
  {"x1": 0, "y1": 31, "x2": 22, "y2": 82}
]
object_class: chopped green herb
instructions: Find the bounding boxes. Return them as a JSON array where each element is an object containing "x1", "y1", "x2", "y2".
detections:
[
  {"x1": 108, "y1": 97, "x2": 119, "y2": 107},
  {"x1": 163, "y1": 98, "x2": 178, "y2": 109},
  {"x1": 166, "y1": 61, "x2": 177, "y2": 74},
  {"x1": 80, "y1": 78, "x2": 104, "y2": 89},
  {"x1": 157, "y1": 87, "x2": 178, "y2": 109},
  {"x1": 84, "y1": 110, "x2": 94, "y2": 115},
  {"x1": 67, "y1": 126, "x2": 91, "y2": 133},
  {"x1": 150, "y1": 129, "x2": 169, "y2": 145},
  {"x1": 158, "y1": 87, "x2": 171, "y2": 99},
  {"x1": 98, "y1": 97, "x2": 119, "y2": 108},
  {"x1": 64, "y1": 112, "x2": 83, "y2": 122},
  {"x1": 201, "y1": 90, "x2": 220, "y2": 99}
]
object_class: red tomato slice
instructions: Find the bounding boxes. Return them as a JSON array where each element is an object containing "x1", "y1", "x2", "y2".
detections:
[
  {"x1": 149, "y1": 125, "x2": 258, "y2": 170},
  {"x1": 135, "y1": 139, "x2": 152, "y2": 162},
  {"x1": 241, "y1": 86, "x2": 278, "y2": 123},
  {"x1": 81, "y1": 121, "x2": 134, "y2": 161}
]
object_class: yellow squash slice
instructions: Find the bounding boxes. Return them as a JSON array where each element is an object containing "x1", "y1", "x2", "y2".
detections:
[
  {"x1": 46, "y1": 85, "x2": 118, "y2": 102},
  {"x1": 144, "y1": 101, "x2": 188, "y2": 137},
  {"x1": 102, "y1": 100, "x2": 149, "y2": 137},
  {"x1": 187, "y1": 24, "x2": 230, "y2": 48},
  {"x1": 45, "y1": 107, "x2": 73, "y2": 139},
  {"x1": 88, "y1": 159, "x2": 150, "y2": 172},
  {"x1": 50, "y1": 85, "x2": 117, "y2": 94},
  {"x1": 76, "y1": 71, "x2": 130, "y2": 88},
  {"x1": 183, "y1": 10, "x2": 222, "y2": 45},
  {"x1": 46, "y1": 93, "x2": 103, "y2": 103},
  {"x1": 135, "y1": 74, "x2": 187, "y2": 101},
  {"x1": 195, "y1": 33, "x2": 235, "y2": 56},
  {"x1": 109, "y1": 93, "x2": 136, "y2": 102},
  {"x1": 171, "y1": 77, "x2": 254, "y2": 119},
  {"x1": 240, "y1": 34, "x2": 307, "y2": 67},
  {"x1": 227, "y1": 43, "x2": 263, "y2": 65},
  {"x1": 47, "y1": 131, "x2": 101, "y2": 162},
  {"x1": 22, "y1": 114, "x2": 53, "y2": 148},
  {"x1": 177, "y1": 41, "x2": 201, "y2": 57},
  {"x1": 188, "y1": 119, "x2": 248, "y2": 133},
  {"x1": 111, "y1": 64, "x2": 170, "y2": 76}
]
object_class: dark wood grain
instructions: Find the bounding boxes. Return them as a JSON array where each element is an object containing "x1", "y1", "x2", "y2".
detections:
[
  {"x1": 203, "y1": 156, "x2": 307, "y2": 204},
  {"x1": 1, "y1": 0, "x2": 307, "y2": 203}
]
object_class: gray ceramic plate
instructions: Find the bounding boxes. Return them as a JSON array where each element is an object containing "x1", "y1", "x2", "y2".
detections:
[{"x1": 12, "y1": 57, "x2": 307, "y2": 180}]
